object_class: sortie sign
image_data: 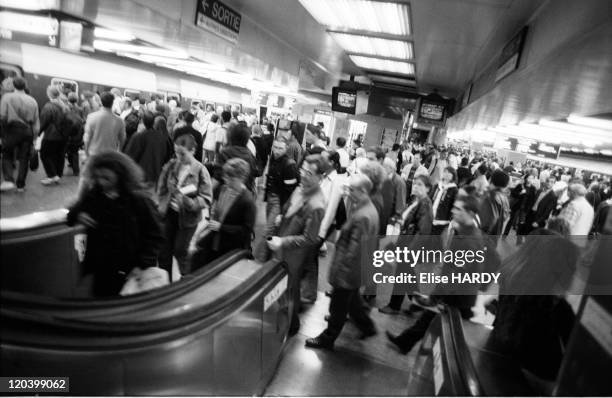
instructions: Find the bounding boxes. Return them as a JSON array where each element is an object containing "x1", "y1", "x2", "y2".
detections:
[{"x1": 195, "y1": 0, "x2": 242, "y2": 44}]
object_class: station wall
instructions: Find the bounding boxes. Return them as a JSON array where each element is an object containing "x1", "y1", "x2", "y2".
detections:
[{"x1": 450, "y1": 0, "x2": 612, "y2": 131}]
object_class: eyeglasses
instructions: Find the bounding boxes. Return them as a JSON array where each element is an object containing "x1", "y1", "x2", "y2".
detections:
[{"x1": 300, "y1": 168, "x2": 314, "y2": 177}]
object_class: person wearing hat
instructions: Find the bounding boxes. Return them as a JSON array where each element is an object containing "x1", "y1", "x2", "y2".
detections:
[{"x1": 39, "y1": 85, "x2": 69, "y2": 185}]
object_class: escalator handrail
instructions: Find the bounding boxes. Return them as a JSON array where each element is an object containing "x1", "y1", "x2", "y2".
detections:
[
  {"x1": 1, "y1": 250, "x2": 249, "y2": 311},
  {"x1": 1, "y1": 259, "x2": 287, "y2": 347},
  {"x1": 0, "y1": 208, "x2": 69, "y2": 233},
  {"x1": 443, "y1": 306, "x2": 484, "y2": 396}
]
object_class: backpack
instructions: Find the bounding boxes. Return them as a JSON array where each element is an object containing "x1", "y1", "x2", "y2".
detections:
[{"x1": 62, "y1": 109, "x2": 84, "y2": 141}]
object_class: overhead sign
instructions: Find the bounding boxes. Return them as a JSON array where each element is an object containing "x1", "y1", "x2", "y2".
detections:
[
  {"x1": 493, "y1": 135, "x2": 559, "y2": 159},
  {"x1": 495, "y1": 26, "x2": 528, "y2": 83},
  {"x1": 195, "y1": 0, "x2": 241, "y2": 44}
]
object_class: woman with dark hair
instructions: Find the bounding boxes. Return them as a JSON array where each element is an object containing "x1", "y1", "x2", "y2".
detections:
[
  {"x1": 491, "y1": 225, "x2": 579, "y2": 391},
  {"x1": 379, "y1": 174, "x2": 434, "y2": 314},
  {"x1": 157, "y1": 134, "x2": 213, "y2": 281},
  {"x1": 191, "y1": 158, "x2": 257, "y2": 268},
  {"x1": 215, "y1": 123, "x2": 258, "y2": 192},
  {"x1": 67, "y1": 151, "x2": 164, "y2": 297}
]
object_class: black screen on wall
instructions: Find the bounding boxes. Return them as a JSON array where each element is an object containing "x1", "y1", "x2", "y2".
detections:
[{"x1": 332, "y1": 87, "x2": 357, "y2": 114}]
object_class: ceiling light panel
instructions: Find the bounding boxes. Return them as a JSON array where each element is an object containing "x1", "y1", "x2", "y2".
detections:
[
  {"x1": 350, "y1": 55, "x2": 414, "y2": 75},
  {"x1": 329, "y1": 32, "x2": 412, "y2": 59},
  {"x1": 369, "y1": 74, "x2": 416, "y2": 85},
  {"x1": 299, "y1": 0, "x2": 410, "y2": 36},
  {"x1": 93, "y1": 40, "x2": 189, "y2": 59},
  {"x1": 567, "y1": 114, "x2": 612, "y2": 130},
  {"x1": 94, "y1": 27, "x2": 135, "y2": 42}
]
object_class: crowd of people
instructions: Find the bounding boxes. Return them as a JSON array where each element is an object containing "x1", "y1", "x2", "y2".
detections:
[{"x1": 2, "y1": 77, "x2": 610, "y2": 388}]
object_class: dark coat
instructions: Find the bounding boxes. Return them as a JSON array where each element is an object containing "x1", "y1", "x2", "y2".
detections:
[
  {"x1": 67, "y1": 189, "x2": 164, "y2": 296},
  {"x1": 191, "y1": 187, "x2": 256, "y2": 267},
  {"x1": 457, "y1": 166, "x2": 472, "y2": 186},
  {"x1": 401, "y1": 196, "x2": 433, "y2": 236},
  {"x1": 216, "y1": 145, "x2": 258, "y2": 189},
  {"x1": 431, "y1": 183, "x2": 458, "y2": 223},
  {"x1": 125, "y1": 127, "x2": 173, "y2": 184},
  {"x1": 40, "y1": 101, "x2": 65, "y2": 141},
  {"x1": 265, "y1": 154, "x2": 298, "y2": 207},
  {"x1": 480, "y1": 188, "x2": 510, "y2": 235},
  {"x1": 532, "y1": 190, "x2": 558, "y2": 227},
  {"x1": 328, "y1": 199, "x2": 379, "y2": 290},
  {"x1": 492, "y1": 295, "x2": 574, "y2": 380}
]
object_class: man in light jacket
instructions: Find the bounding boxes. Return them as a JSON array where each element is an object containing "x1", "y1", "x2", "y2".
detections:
[
  {"x1": 268, "y1": 155, "x2": 326, "y2": 335},
  {"x1": 305, "y1": 174, "x2": 379, "y2": 350},
  {"x1": 84, "y1": 92, "x2": 126, "y2": 157}
]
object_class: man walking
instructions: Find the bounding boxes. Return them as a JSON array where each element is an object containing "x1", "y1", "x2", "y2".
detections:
[
  {"x1": 267, "y1": 155, "x2": 326, "y2": 335},
  {"x1": 39, "y1": 86, "x2": 68, "y2": 185},
  {"x1": 0, "y1": 77, "x2": 39, "y2": 192},
  {"x1": 305, "y1": 174, "x2": 379, "y2": 349}
]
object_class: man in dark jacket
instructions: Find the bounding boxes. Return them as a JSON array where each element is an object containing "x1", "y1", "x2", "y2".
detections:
[
  {"x1": 263, "y1": 139, "x2": 298, "y2": 235},
  {"x1": 387, "y1": 194, "x2": 485, "y2": 354},
  {"x1": 125, "y1": 111, "x2": 172, "y2": 187},
  {"x1": 305, "y1": 174, "x2": 378, "y2": 349},
  {"x1": 173, "y1": 111, "x2": 203, "y2": 163},
  {"x1": 39, "y1": 86, "x2": 68, "y2": 185},
  {"x1": 524, "y1": 177, "x2": 560, "y2": 233},
  {"x1": 479, "y1": 169, "x2": 510, "y2": 275},
  {"x1": 457, "y1": 157, "x2": 472, "y2": 186}
]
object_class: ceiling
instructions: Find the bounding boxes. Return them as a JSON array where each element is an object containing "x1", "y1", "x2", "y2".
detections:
[{"x1": 226, "y1": 0, "x2": 546, "y2": 97}]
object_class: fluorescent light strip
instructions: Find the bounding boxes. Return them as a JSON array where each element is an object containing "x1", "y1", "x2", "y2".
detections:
[
  {"x1": 0, "y1": 11, "x2": 58, "y2": 36},
  {"x1": 0, "y1": 0, "x2": 59, "y2": 10},
  {"x1": 94, "y1": 27, "x2": 135, "y2": 42},
  {"x1": 299, "y1": 0, "x2": 410, "y2": 36},
  {"x1": 497, "y1": 124, "x2": 610, "y2": 148},
  {"x1": 350, "y1": 55, "x2": 414, "y2": 75},
  {"x1": 94, "y1": 40, "x2": 189, "y2": 59},
  {"x1": 329, "y1": 32, "x2": 413, "y2": 59},
  {"x1": 369, "y1": 74, "x2": 416, "y2": 85},
  {"x1": 567, "y1": 114, "x2": 612, "y2": 131},
  {"x1": 539, "y1": 119, "x2": 611, "y2": 138},
  {"x1": 124, "y1": 53, "x2": 225, "y2": 71}
]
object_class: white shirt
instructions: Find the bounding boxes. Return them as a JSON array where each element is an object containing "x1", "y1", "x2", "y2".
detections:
[
  {"x1": 401, "y1": 163, "x2": 428, "y2": 181},
  {"x1": 448, "y1": 154, "x2": 458, "y2": 170},
  {"x1": 319, "y1": 170, "x2": 348, "y2": 238},
  {"x1": 402, "y1": 150, "x2": 413, "y2": 167},
  {"x1": 247, "y1": 139, "x2": 256, "y2": 157},
  {"x1": 561, "y1": 196, "x2": 594, "y2": 236},
  {"x1": 337, "y1": 147, "x2": 350, "y2": 168}
]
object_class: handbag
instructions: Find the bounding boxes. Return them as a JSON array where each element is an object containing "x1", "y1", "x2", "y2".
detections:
[{"x1": 29, "y1": 147, "x2": 39, "y2": 171}]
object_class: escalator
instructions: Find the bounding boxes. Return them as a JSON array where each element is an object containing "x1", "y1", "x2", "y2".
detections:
[
  {"x1": 407, "y1": 306, "x2": 533, "y2": 396},
  {"x1": 1, "y1": 211, "x2": 292, "y2": 395}
]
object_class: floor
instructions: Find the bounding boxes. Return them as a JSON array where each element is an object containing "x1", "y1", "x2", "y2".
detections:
[{"x1": 264, "y1": 242, "x2": 426, "y2": 396}]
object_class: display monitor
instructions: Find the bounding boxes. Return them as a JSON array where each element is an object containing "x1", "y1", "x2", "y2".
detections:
[{"x1": 332, "y1": 87, "x2": 357, "y2": 114}]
